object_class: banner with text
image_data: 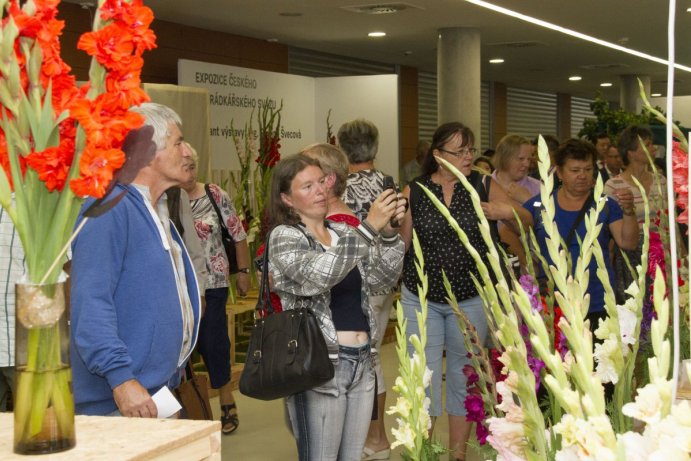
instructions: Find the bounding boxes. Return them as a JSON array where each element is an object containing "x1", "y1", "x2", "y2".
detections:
[
  {"x1": 179, "y1": 59, "x2": 315, "y2": 170},
  {"x1": 178, "y1": 59, "x2": 399, "y2": 177}
]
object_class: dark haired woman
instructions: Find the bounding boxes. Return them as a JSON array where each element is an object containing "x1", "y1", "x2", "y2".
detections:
[
  {"x1": 267, "y1": 154, "x2": 406, "y2": 461},
  {"x1": 604, "y1": 125, "x2": 667, "y2": 302},
  {"x1": 525, "y1": 139, "x2": 639, "y2": 326},
  {"x1": 399, "y1": 122, "x2": 531, "y2": 461}
]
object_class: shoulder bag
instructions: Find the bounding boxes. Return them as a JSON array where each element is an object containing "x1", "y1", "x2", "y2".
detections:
[
  {"x1": 239, "y1": 228, "x2": 335, "y2": 400},
  {"x1": 204, "y1": 183, "x2": 239, "y2": 274},
  {"x1": 174, "y1": 363, "x2": 213, "y2": 420}
]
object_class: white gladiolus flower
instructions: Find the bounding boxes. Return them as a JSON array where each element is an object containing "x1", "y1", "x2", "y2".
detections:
[
  {"x1": 504, "y1": 371, "x2": 519, "y2": 393},
  {"x1": 390, "y1": 420, "x2": 416, "y2": 451},
  {"x1": 670, "y1": 400, "x2": 691, "y2": 427},
  {"x1": 593, "y1": 337, "x2": 620, "y2": 384},
  {"x1": 593, "y1": 317, "x2": 613, "y2": 341},
  {"x1": 555, "y1": 414, "x2": 616, "y2": 461},
  {"x1": 562, "y1": 351, "x2": 575, "y2": 374},
  {"x1": 643, "y1": 401, "x2": 691, "y2": 454},
  {"x1": 554, "y1": 414, "x2": 580, "y2": 446},
  {"x1": 386, "y1": 396, "x2": 412, "y2": 416},
  {"x1": 495, "y1": 381, "x2": 522, "y2": 417},
  {"x1": 622, "y1": 383, "x2": 663, "y2": 424},
  {"x1": 393, "y1": 376, "x2": 407, "y2": 394},
  {"x1": 422, "y1": 367, "x2": 433, "y2": 388},
  {"x1": 419, "y1": 410, "x2": 432, "y2": 433},
  {"x1": 624, "y1": 280, "x2": 640, "y2": 298},
  {"x1": 487, "y1": 416, "x2": 527, "y2": 460},
  {"x1": 555, "y1": 446, "x2": 581, "y2": 461},
  {"x1": 617, "y1": 432, "x2": 650, "y2": 461},
  {"x1": 617, "y1": 305, "x2": 637, "y2": 346}
]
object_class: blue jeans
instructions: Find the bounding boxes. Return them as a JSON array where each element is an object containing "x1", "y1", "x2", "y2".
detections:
[
  {"x1": 369, "y1": 292, "x2": 396, "y2": 394},
  {"x1": 401, "y1": 284, "x2": 488, "y2": 417},
  {"x1": 287, "y1": 343, "x2": 375, "y2": 461}
]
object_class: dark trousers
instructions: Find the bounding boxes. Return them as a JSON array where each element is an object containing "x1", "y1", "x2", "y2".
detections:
[{"x1": 197, "y1": 287, "x2": 231, "y2": 389}]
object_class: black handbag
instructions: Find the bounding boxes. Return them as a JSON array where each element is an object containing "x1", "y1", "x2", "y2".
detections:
[
  {"x1": 204, "y1": 183, "x2": 239, "y2": 274},
  {"x1": 239, "y1": 230, "x2": 335, "y2": 400}
]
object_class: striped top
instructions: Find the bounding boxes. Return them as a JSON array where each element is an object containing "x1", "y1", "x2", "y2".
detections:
[
  {"x1": 604, "y1": 173, "x2": 667, "y2": 230},
  {"x1": 0, "y1": 203, "x2": 25, "y2": 368}
]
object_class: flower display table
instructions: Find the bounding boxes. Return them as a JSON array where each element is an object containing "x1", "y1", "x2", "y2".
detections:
[{"x1": 0, "y1": 413, "x2": 220, "y2": 460}]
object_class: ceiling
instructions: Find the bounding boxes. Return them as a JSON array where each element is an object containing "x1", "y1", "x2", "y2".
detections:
[{"x1": 72, "y1": 0, "x2": 691, "y2": 101}]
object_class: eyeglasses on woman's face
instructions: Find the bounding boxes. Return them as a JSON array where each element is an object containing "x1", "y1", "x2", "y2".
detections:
[{"x1": 437, "y1": 147, "x2": 477, "y2": 158}]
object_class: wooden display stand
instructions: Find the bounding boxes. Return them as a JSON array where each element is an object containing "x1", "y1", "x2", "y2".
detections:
[
  {"x1": 227, "y1": 291, "x2": 257, "y2": 391},
  {"x1": 0, "y1": 413, "x2": 220, "y2": 460}
]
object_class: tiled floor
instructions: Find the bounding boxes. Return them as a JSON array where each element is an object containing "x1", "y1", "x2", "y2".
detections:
[{"x1": 217, "y1": 341, "x2": 482, "y2": 461}]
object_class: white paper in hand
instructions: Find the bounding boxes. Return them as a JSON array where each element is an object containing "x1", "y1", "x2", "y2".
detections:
[{"x1": 152, "y1": 386, "x2": 182, "y2": 419}]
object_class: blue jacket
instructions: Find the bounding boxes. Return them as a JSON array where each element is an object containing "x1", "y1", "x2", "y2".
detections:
[{"x1": 70, "y1": 184, "x2": 201, "y2": 415}]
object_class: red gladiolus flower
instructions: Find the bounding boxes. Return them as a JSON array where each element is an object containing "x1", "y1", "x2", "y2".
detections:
[
  {"x1": 70, "y1": 96, "x2": 143, "y2": 148},
  {"x1": 25, "y1": 139, "x2": 75, "y2": 192},
  {"x1": 78, "y1": 24, "x2": 135, "y2": 67},
  {"x1": 70, "y1": 147, "x2": 126, "y2": 198},
  {"x1": 104, "y1": 69, "x2": 148, "y2": 109},
  {"x1": 257, "y1": 135, "x2": 281, "y2": 168}
]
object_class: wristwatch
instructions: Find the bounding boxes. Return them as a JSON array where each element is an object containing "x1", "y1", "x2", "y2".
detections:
[{"x1": 237, "y1": 268, "x2": 250, "y2": 274}]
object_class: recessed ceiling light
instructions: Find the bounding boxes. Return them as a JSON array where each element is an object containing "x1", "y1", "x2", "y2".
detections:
[
  {"x1": 569, "y1": 76, "x2": 582, "y2": 81},
  {"x1": 368, "y1": 31, "x2": 386, "y2": 37},
  {"x1": 489, "y1": 58, "x2": 504, "y2": 64},
  {"x1": 600, "y1": 82, "x2": 612, "y2": 87},
  {"x1": 651, "y1": 93, "x2": 662, "y2": 97},
  {"x1": 687, "y1": 7, "x2": 691, "y2": 12}
]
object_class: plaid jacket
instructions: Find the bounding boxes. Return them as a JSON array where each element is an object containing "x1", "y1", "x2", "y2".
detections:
[{"x1": 268, "y1": 221, "x2": 404, "y2": 358}]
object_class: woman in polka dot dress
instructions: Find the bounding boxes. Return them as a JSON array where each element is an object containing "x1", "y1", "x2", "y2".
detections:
[{"x1": 398, "y1": 122, "x2": 532, "y2": 461}]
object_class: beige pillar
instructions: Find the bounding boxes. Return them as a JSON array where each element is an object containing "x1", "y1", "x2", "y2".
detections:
[
  {"x1": 437, "y1": 28, "x2": 481, "y2": 147},
  {"x1": 620, "y1": 74, "x2": 651, "y2": 113}
]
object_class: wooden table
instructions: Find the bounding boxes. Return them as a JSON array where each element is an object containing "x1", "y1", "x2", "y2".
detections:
[{"x1": 0, "y1": 413, "x2": 220, "y2": 460}]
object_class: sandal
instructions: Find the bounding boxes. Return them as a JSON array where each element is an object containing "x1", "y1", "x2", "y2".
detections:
[{"x1": 221, "y1": 403, "x2": 239, "y2": 435}]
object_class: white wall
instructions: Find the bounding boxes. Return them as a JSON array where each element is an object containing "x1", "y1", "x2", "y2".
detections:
[
  {"x1": 650, "y1": 96, "x2": 691, "y2": 128},
  {"x1": 315, "y1": 75, "x2": 400, "y2": 181}
]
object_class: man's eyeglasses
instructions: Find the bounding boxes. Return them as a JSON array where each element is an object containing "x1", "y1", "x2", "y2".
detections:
[{"x1": 438, "y1": 147, "x2": 477, "y2": 157}]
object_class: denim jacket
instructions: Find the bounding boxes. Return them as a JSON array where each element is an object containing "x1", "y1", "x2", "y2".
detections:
[{"x1": 268, "y1": 221, "x2": 404, "y2": 360}]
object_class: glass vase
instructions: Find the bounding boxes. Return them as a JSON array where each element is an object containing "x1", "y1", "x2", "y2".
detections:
[{"x1": 14, "y1": 281, "x2": 75, "y2": 455}]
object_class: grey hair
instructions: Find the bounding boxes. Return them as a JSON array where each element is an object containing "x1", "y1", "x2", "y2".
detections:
[
  {"x1": 130, "y1": 102, "x2": 182, "y2": 151},
  {"x1": 184, "y1": 142, "x2": 199, "y2": 166},
  {"x1": 337, "y1": 118, "x2": 379, "y2": 164}
]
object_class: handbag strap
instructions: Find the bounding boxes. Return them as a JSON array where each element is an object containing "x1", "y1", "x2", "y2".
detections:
[
  {"x1": 564, "y1": 191, "x2": 594, "y2": 247},
  {"x1": 204, "y1": 184, "x2": 232, "y2": 244},
  {"x1": 256, "y1": 229, "x2": 274, "y2": 316},
  {"x1": 257, "y1": 224, "x2": 314, "y2": 318}
]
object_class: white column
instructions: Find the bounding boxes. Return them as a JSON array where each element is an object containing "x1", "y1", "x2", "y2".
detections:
[{"x1": 437, "y1": 28, "x2": 481, "y2": 146}]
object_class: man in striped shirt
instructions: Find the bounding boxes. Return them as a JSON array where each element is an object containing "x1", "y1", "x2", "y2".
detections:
[{"x1": 0, "y1": 200, "x2": 25, "y2": 411}]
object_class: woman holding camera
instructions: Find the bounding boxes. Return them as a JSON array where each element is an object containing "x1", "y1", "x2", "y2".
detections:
[{"x1": 268, "y1": 154, "x2": 406, "y2": 461}]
